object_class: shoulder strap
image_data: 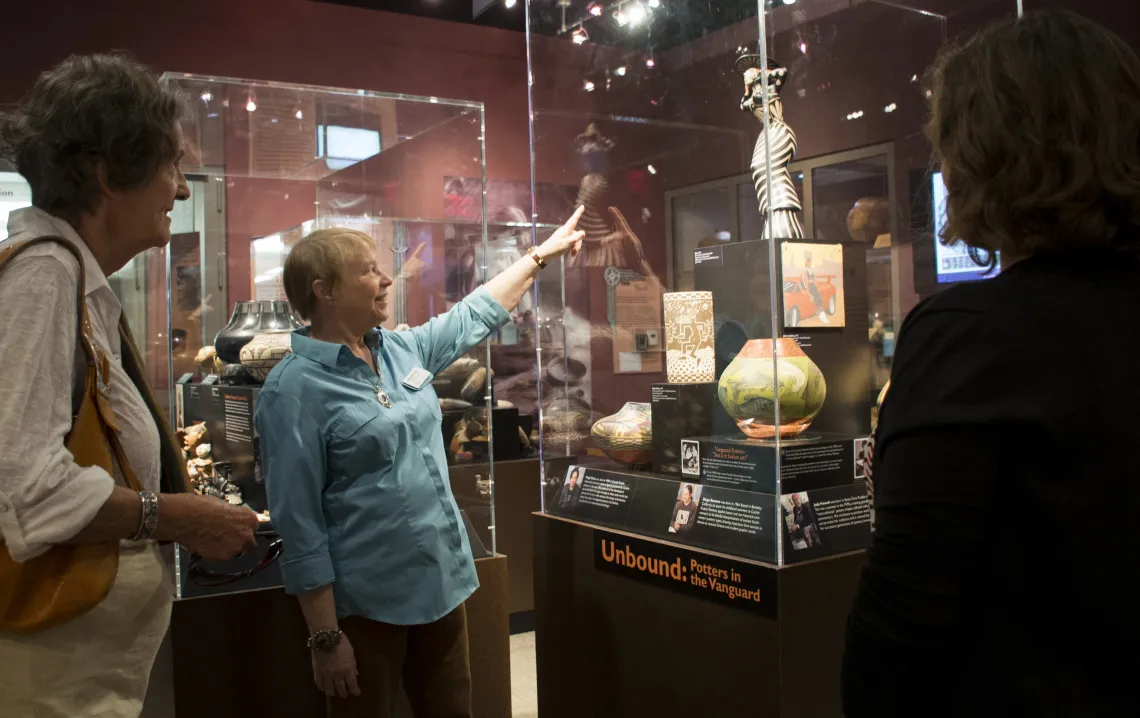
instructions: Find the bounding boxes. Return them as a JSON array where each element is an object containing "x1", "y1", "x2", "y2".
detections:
[
  {"x1": 0, "y1": 236, "x2": 95, "y2": 370},
  {"x1": 0, "y1": 236, "x2": 142, "y2": 491}
]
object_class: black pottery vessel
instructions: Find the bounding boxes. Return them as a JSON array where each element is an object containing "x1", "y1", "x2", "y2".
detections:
[{"x1": 214, "y1": 301, "x2": 302, "y2": 364}]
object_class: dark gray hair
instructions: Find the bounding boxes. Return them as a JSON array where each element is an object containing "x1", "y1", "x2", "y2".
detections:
[{"x1": 0, "y1": 53, "x2": 189, "y2": 223}]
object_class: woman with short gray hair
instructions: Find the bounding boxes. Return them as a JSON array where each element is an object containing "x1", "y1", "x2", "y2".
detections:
[{"x1": 0, "y1": 53, "x2": 258, "y2": 717}]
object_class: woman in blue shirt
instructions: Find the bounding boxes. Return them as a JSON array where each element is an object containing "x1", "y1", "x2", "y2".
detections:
[{"x1": 255, "y1": 207, "x2": 583, "y2": 717}]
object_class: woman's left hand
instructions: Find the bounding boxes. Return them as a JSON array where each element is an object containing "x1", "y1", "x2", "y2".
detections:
[{"x1": 535, "y1": 206, "x2": 585, "y2": 262}]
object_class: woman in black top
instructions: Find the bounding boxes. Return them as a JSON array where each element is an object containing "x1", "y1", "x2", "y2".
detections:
[{"x1": 843, "y1": 11, "x2": 1140, "y2": 717}]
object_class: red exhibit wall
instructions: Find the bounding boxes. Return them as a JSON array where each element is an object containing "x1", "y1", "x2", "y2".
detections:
[{"x1": 0, "y1": 0, "x2": 534, "y2": 315}]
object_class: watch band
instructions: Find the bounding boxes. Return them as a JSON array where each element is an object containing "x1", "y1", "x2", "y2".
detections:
[
  {"x1": 131, "y1": 491, "x2": 159, "y2": 542},
  {"x1": 307, "y1": 627, "x2": 344, "y2": 653},
  {"x1": 527, "y1": 246, "x2": 547, "y2": 269}
]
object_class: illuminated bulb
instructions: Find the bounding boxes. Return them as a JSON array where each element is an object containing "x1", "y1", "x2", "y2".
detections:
[
  {"x1": 572, "y1": 27, "x2": 588, "y2": 44},
  {"x1": 504, "y1": 0, "x2": 517, "y2": 6},
  {"x1": 588, "y1": 3, "x2": 603, "y2": 16},
  {"x1": 911, "y1": 74, "x2": 918, "y2": 82},
  {"x1": 782, "y1": 0, "x2": 797, "y2": 4},
  {"x1": 884, "y1": 103, "x2": 897, "y2": 113},
  {"x1": 925, "y1": 89, "x2": 933, "y2": 98},
  {"x1": 246, "y1": 98, "x2": 257, "y2": 112},
  {"x1": 646, "y1": 56, "x2": 655, "y2": 68},
  {"x1": 627, "y1": 2, "x2": 646, "y2": 24},
  {"x1": 647, "y1": 164, "x2": 657, "y2": 175},
  {"x1": 584, "y1": 80, "x2": 595, "y2": 92},
  {"x1": 614, "y1": 9, "x2": 627, "y2": 26},
  {"x1": 615, "y1": 66, "x2": 627, "y2": 76},
  {"x1": 200, "y1": 90, "x2": 213, "y2": 103},
  {"x1": 648, "y1": 0, "x2": 660, "y2": 7},
  {"x1": 799, "y1": 42, "x2": 807, "y2": 54},
  {"x1": 295, "y1": 109, "x2": 304, "y2": 120}
]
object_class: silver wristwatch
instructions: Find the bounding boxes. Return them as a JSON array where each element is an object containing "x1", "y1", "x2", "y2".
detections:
[{"x1": 307, "y1": 628, "x2": 344, "y2": 653}]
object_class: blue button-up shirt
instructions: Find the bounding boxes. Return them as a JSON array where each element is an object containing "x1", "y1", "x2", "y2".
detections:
[{"x1": 253, "y1": 286, "x2": 510, "y2": 625}]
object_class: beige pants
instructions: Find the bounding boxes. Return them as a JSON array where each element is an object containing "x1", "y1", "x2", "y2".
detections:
[{"x1": 0, "y1": 542, "x2": 173, "y2": 718}]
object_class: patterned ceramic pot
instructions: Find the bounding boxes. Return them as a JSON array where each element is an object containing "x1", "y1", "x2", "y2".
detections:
[
  {"x1": 590, "y1": 402, "x2": 653, "y2": 466},
  {"x1": 215, "y1": 300, "x2": 302, "y2": 364},
  {"x1": 717, "y1": 338, "x2": 826, "y2": 439},
  {"x1": 239, "y1": 332, "x2": 295, "y2": 382},
  {"x1": 663, "y1": 291, "x2": 715, "y2": 383}
]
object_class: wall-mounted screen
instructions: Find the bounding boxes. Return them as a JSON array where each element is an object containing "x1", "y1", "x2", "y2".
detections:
[{"x1": 932, "y1": 171, "x2": 997, "y2": 283}]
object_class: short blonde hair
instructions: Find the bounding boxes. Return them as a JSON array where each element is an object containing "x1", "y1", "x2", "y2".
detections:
[{"x1": 283, "y1": 228, "x2": 375, "y2": 320}]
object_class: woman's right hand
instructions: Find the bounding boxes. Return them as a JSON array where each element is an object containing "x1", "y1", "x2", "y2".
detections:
[
  {"x1": 313, "y1": 636, "x2": 361, "y2": 698},
  {"x1": 159, "y1": 493, "x2": 259, "y2": 561}
]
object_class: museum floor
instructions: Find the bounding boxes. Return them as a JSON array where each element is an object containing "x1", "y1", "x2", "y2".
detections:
[{"x1": 510, "y1": 631, "x2": 538, "y2": 718}]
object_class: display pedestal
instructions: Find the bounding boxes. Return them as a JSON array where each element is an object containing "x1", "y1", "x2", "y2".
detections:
[
  {"x1": 167, "y1": 555, "x2": 511, "y2": 718},
  {"x1": 532, "y1": 513, "x2": 865, "y2": 717}
]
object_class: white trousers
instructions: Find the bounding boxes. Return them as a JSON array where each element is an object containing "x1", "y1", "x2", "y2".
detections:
[{"x1": 0, "y1": 542, "x2": 173, "y2": 718}]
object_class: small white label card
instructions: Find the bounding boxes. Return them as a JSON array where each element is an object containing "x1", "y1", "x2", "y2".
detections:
[{"x1": 401, "y1": 367, "x2": 433, "y2": 390}]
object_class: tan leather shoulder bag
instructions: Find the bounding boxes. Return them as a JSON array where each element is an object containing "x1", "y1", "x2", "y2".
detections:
[{"x1": 0, "y1": 236, "x2": 143, "y2": 633}]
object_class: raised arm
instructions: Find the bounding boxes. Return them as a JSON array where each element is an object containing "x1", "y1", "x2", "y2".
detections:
[{"x1": 404, "y1": 207, "x2": 585, "y2": 376}]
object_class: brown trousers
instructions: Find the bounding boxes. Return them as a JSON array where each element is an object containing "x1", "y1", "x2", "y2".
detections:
[{"x1": 327, "y1": 604, "x2": 472, "y2": 718}]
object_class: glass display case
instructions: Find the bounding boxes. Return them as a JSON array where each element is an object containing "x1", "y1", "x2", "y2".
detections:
[
  {"x1": 127, "y1": 74, "x2": 499, "y2": 597},
  {"x1": 526, "y1": 0, "x2": 1020, "y2": 567}
]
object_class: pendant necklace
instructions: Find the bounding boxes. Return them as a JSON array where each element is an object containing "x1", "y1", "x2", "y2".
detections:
[
  {"x1": 376, "y1": 383, "x2": 391, "y2": 408},
  {"x1": 372, "y1": 359, "x2": 391, "y2": 408}
]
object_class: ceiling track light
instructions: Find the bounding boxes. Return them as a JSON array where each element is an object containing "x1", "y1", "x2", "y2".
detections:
[{"x1": 572, "y1": 26, "x2": 589, "y2": 44}]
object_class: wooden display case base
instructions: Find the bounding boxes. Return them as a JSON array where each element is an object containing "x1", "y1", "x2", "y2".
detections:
[
  {"x1": 167, "y1": 555, "x2": 511, "y2": 718},
  {"x1": 533, "y1": 514, "x2": 865, "y2": 718}
]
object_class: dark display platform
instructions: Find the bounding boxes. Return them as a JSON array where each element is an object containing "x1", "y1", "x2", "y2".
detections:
[{"x1": 533, "y1": 514, "x2": 865, "y2": 718}]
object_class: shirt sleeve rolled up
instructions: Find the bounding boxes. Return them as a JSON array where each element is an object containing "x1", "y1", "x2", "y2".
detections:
[
  {"x1": 255, "y1": 386, "x2": 335, "y2": 594},
  {"x1": 0, "y1": 256, "x2": 115, "y2": 562}
]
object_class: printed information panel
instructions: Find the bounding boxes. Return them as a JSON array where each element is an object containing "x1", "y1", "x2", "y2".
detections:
[
  {"x1": 551, "y1": 464, "x2": 778, "y2": 562},
  {"x1": 551, "y1": 463, "x2": 871, "y2": 564},
  {"x1": 593, "y1": 529, "x2": 778, "y2": 619}
]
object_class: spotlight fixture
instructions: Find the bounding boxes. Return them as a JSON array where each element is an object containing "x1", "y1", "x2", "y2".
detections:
[
  {"x1": 647, "y1": 164, "x2": 657, "y2": 175},
  {"x1": 504, "y1": 0, "x2": 517, "y2": 7},
  {"x1": 584, "y1": 80, "x2": 596, "y2": 92},
  {"x1": 615, "y1": 66, "x2": 627, "y2": 76},
  {"x1": 200, "y1": 90, "x2": 213, "y2": 103},
  {"x1": 572, "y1": 26, "x2": 589, "y2": 44},
  {"x1": 246, "y1": 98, "x2": 257, "y2": 112},
  {"x1": 845, "y1": 110, "x2": 864, "y2": 120},
  {"x1": 588, "y1": 2, "x2": 604, "y2": 15},
  {"x1": 646, "y1": 56, "x2": 656, "y2": 68},
  {"x1": 295, "y1": 109, "x2": 304, "y2": 120},
  {"x1": 798, "y1": 41, "x2": 807, "y2": 54},
  {"x1": 627, "y1": 2, "x2": 647, "y2": 24},
  {"x1": 883, "y1": 103, "x2": 897, "y2": 113}
]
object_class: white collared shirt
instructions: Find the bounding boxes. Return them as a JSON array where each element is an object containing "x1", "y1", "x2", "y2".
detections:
[{"x1": 0, "y1": 207, "x2": 160, "y2": 562}]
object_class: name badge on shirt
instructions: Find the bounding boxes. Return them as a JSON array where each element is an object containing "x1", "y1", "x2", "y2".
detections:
[{"x1": 401, "y1": 367, "x2": 432, "y2": 391}]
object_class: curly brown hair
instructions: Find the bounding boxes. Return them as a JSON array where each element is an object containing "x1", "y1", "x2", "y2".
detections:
[
  {"x1": 0, "y1": 53, "x2": 188, "y2": 224},
  {"x1": 927, "y1": 11, "x2": 1140, "y2": 265}
]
